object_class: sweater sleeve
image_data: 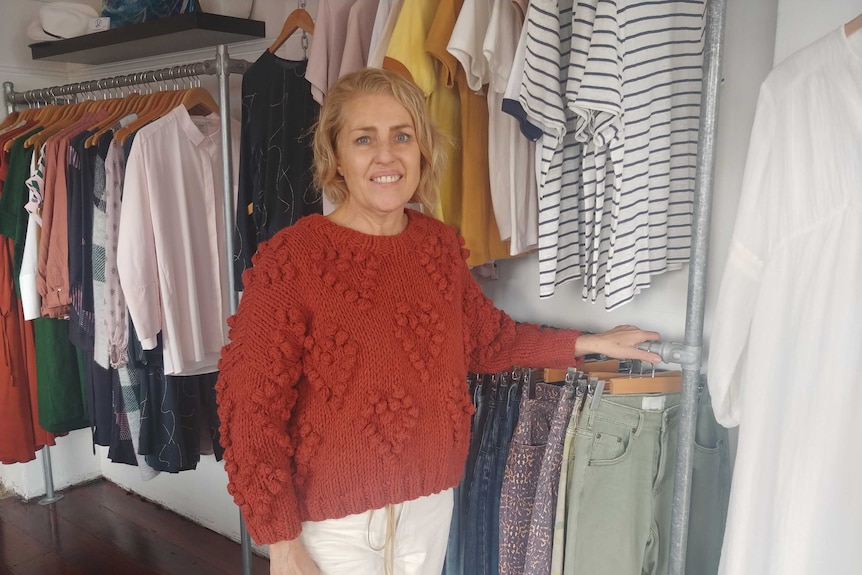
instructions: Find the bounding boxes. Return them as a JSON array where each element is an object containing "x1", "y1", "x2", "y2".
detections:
[
  {"x1": 457, "y1": 235, "x2": 582, "y2": 373},
  {"x1": 216, "y1": 238, "x2": 307, "y2": 544}
]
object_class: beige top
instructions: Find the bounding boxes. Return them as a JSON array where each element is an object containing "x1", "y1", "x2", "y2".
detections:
[
  {"x1": 305, "y1": 0, "x2": 358, "y2": 104},
  {"x1": 338, "y1": 0, "x2": 380, "y2": 77}
]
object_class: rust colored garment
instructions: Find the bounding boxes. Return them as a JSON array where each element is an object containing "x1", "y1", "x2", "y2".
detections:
[
  {"x1": 0, "y1": 148, "x2": 55, "y2": 464},
  {"x1": 217, "y1": 210, "x2": 582, "y2": 544}
]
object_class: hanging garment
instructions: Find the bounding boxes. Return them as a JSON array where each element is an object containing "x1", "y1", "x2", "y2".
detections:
[
  {"x1": 0, "y1": 124, "x2": 54, "y2": 463},
  {"x1": 445, "y1": 0, "x2": 512, "y2": 266},
  {"x1": 139, "y1": 370, "x2": 222, "y2": 473},
  {"x1": 1, "y1": 128, "x2": 88, "y2": 435},
  {"x1": 19, "y1": 151, "x2": 43, "y2": 321},
  {"x1": 117, "y1": 106, "x2": 236, "y2": 376},
  {"x1": 32, "y1": 317, "x2": 89, "y2": 433},
  {"x1": 68, "y1": 129, "x2": 100, "y2": 348},
  {"x1": 106, "y1": 367, "x2": 137, "y2": 466},
  {"x1": 509, "y1": 0, "x2": 704, "y2": 308},
  {"x1": 0, "y1": 183, "x2": 55, "y2": 464},
  {"x1": 562, "y1": 393, "x2": 680, "y2": 575},
  {"x1": 306, "y1": 0, "x2": 359, "y2": 104},
  {"x1": 685, "y1": 387, "x2": 731, "y2": 575},
  {"x1": 367, "y1": 0, "x2": 403, "y2": 67},
  {"x1": 103, "y1": 138, "x2": 129, "y2": 368},
  {"x1": 40, "y1": 113, "x2": 109, "y2": 319},
  {"x1": 708, "y1": 27, "x2": 862, "y2": 575},
  {"x1": 499, "y1": 382, "x2": 562, "y2": 575},
  {"x1": 573, "y1": 0, "x2": 705, "y2": 309},
  {"x1": 234, "y1": 53, "x2": 321, "y2": 289},
  {"x1": 549, "y1": 387, "x2": 587, "y2": 574},
  {"x1": 339, "y1": 0, "x2": 380, "y2": 77},
  {"x1": 383, "y1": 0, "x2": 454, "y2": 225},
  {"x1": 508, "y1": 0, "x2": 586, "y2": 297},
  {"x1": 524, "y1": 383, "x2": 577, "y2": 575},
  {"x1": 464, "y1": 373, "x2": 515, "y2": 575},
  {"x1": 0, "y1": 128, "x2": 41, "y2": 291},
  {"x1": 91, "y1": 127, "x2": 157, "y2": 477},
  {"x1": 482, "y1": 0, "x2": 538, "y2": 256}
]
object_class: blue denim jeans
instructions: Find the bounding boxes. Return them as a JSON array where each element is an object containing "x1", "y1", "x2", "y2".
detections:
[
  {"x1": 464, "y1": 377, "x2": 503, "y2": 575},
  {"x1": 444, "y1": 375, "x2": 493, "y2": 575}
]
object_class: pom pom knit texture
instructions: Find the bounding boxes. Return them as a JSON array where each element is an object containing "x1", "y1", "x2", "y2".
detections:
[{"x1": 216, "y1": 209, "x2": 581, "y2": 544}]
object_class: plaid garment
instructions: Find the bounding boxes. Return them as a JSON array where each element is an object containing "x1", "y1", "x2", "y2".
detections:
[{"x1": 93, "y1": 125, "x2": 158, "y2": 479}]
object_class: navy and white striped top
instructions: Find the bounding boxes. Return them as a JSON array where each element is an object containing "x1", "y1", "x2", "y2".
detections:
[{"x1": 507, "y1": 0, "x2": 705, "y2": 309}]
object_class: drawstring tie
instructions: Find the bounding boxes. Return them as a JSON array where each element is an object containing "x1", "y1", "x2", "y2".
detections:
[{"x1": 368, "y1": 504, "x2": 397, "y2": 575}]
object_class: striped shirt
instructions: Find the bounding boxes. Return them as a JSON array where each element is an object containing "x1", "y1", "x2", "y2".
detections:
[
  {"x1": 508, "y1": 0, "x2": 586, "y2": 295},
  {"x1": 572, "y1": 0, "x2": 705, "y2": 309},
  {"x1": 511, "y1": 0, "x2": 705, "y2": 309}
]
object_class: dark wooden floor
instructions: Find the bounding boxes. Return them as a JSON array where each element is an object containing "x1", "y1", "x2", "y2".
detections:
[{"x1": 0, "y1": 479, "x2": 269, "y2": 575}]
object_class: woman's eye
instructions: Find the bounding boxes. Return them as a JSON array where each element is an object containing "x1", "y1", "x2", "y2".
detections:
[
  {"x1": 395, "y1": 133, "x2": 411, "y2": 143},
  {"x1": 356, "y1": 136, "x2": 370, "y2": 145}
]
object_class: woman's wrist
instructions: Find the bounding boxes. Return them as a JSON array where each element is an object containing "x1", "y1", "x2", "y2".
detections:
[{"x1": 574, "y1": 333, "x2": 596, "y2": 358}]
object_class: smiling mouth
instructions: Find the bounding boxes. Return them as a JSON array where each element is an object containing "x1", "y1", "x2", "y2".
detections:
[{"x1": 372, "y1": 175, "x2": 402, "y2": 183}]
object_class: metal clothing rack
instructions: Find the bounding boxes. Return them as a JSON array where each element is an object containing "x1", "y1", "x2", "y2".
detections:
[
  {"x1": 638, "y1": 1, "x2": 728, "y2": 573},
  {"x1": 3, "y1": 45, "x2": 255, "y2": 575}
]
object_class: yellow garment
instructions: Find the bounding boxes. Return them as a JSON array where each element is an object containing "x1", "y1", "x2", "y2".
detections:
[
  {"x1": 384, "y1": 0, "x2": 461, "y2": 227},
  {"x1": 428, "y1": 0, "x2": 510, "y2": 266}
]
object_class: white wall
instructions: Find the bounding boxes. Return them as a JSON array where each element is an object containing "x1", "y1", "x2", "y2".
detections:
[{"x1": 774, "y1": 0, "x2": 859, "y2": 64}]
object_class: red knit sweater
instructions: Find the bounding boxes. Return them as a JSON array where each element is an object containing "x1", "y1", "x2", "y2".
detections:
[{"x1": 216, "y1": 209, "x2": 581, "y2": 544}]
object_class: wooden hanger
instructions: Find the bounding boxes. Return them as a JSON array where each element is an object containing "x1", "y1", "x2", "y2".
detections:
[
  {"x1": 845, "y1": 13, "x2": 862, "y2": 37},
  {"x1": 180, "y1": 87, "x2": 218, "y2": 116},
  {"x1": 587, "y1": 371, "x2": 682, "y2": 395},
  {"x1": 25, "y1": 101, "x2": 92, "y2": 150},
  {"x1": 0, "y1": 108, "x2": 44, "y2": 152},
  {"x1": 85, "y1": 93, "x2": 144, "y2": 148},
  {"x1": 269, "y1": 8, "x2": 314, "y2": 54},
  {"x1": 114, "y1": 89, "x2": 184, "y2": 145},
  {"x1": 0, "y1": 111, "x2": 20, "y2": 133},
  {"x1": 544, "y1": 359, "x2": 626, "y2": 384}
]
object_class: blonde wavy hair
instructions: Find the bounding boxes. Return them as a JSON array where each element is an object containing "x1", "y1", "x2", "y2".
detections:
[{"x1": 312, "y1": 68, "x2": 446, "y2": 215}]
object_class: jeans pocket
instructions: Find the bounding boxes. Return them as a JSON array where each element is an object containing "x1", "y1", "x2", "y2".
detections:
[
  {"x1": 694, "y1": 437, "x2": 723, "y2": 454},
  {"x1": 588, "y1": 428, "x2": 633, "y2": 466}
]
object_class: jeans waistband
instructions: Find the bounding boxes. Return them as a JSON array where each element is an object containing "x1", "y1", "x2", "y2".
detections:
[{"x1": 580, "y1": 392, "x2": 680, "y2": 435}]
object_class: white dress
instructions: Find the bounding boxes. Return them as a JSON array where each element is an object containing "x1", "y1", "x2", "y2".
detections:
[{"x1": 708, "y1": 27, "x2": 862, "y2": 575}]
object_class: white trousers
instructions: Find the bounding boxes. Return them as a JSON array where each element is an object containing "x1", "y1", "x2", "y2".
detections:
[{"x1": 298, "y1": 489, "x2": 454, "y2": 575}]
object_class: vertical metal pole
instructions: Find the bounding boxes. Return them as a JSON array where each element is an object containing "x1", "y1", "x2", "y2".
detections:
[
  {"x1": 217, "y1": 44, "x2": 253, "y2": 575},
  {"x1": 38, "y1": 446, "x2": 64, "y2": 505},
  {"x1": 4, "y1": 82, "x2": 16, "y2": 115},
  {"x1": 668, "y1": 1, "x2": 727, "y2": 574}
]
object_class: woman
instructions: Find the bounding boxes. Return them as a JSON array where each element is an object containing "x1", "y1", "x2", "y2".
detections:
[{"x1": 216, "y1": 68, "x2": 662, "y2": 575}]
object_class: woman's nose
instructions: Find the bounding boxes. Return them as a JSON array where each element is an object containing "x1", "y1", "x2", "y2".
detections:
[{"x1": 374, "y1": 141, "x2": 396, "y2": 162}]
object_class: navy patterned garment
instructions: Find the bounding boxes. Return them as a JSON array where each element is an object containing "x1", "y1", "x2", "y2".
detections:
[{"x1": 101, "y1": 0, "x2": 197, "y2": 27}]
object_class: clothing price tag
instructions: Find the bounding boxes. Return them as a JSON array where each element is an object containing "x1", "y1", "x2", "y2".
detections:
[
  {"x1": 641, "y1": 395, "x2": 666, "y2": 412},
  {"x1": 88, "y1": 17, "x2": 110, "y2": 33}
]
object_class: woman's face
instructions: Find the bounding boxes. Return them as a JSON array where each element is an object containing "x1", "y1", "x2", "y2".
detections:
[{"x1": 335, "y1": 93, "x2": 421, "y2": 219}]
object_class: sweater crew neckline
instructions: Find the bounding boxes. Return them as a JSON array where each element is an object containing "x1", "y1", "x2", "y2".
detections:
[{"x1": 306, "y1": 209, "x2": 422, "y2": 249}]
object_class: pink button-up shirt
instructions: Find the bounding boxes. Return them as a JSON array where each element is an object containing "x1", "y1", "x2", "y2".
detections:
[{"x1": 117, "y1": 105, "x2": 238, "y2": 376}]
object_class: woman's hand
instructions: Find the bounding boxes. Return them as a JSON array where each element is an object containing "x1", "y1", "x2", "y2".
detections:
[
  {"x1": 269, "y1": 538, "x2": 320, "y2": 575},
  {"x1": 574, "y1": 325, "x2": 662, "y2": 364}
]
